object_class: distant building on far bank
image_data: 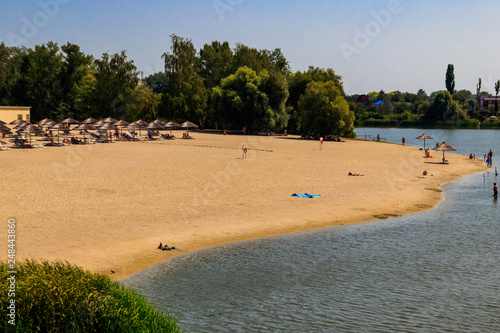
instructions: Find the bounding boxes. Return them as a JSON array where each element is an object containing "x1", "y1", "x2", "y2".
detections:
[
  {"x1": 355, "y1": 95, "x2": 372, "y2": 106},
  {"x1": 0, "y1": 106, "x2": 31, "y2": 123},
  {"x1": 479, "y1": 96, "x2": 500, "y2": 110}
]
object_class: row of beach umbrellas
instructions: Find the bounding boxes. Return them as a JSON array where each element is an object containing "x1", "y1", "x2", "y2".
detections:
[
  {"x1": 416, "y1": 133, "x2": 457, "y2": 163},
  {"x1": 2, "y1": 118, "x2": 199, "y2": 145}
]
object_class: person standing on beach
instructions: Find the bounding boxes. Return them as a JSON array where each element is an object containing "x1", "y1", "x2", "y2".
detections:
[
  {"x1": 494, "y1": 183, "x2": 498, "y2": 197},
  {"x1": 402, "y1": 137, "x2": 405, "y2": 145}
]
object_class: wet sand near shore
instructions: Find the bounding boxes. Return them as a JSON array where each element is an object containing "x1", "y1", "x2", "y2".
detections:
[{"x1": 0, "y1": 131, "x2": 488, "y2": 280}]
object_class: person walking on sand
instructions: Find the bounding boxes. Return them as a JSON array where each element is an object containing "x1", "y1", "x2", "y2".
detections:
[{"x1": 494, "y1": 183, "x2": 498, "y2": 197}]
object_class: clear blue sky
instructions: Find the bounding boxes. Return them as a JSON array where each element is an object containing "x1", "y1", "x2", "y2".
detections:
[{"x1": 2, "y1": 0, "x2": 500, "y2": 95}]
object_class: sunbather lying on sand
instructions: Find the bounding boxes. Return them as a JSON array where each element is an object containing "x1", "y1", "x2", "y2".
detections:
[{"x1": 348, "y1": 172, "x2": 364, "y2": 176}]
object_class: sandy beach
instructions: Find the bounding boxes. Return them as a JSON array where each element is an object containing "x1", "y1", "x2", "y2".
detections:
[{"x1": 0, "y1": 131, "x2": 488, "y2": 280}]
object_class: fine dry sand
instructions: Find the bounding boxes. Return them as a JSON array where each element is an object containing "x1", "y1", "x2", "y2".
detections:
[{"x1": 0, "y1": 131, "x2": 488, "y2": 280}]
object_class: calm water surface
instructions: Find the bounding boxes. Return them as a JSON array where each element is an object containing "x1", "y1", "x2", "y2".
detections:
[{"x1": 123, "y1": 128, "x2": 500, "y2": 332}]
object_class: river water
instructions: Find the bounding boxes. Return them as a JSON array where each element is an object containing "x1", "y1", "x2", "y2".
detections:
[{"x1": 123, "y1": 128, "x2": 500, "y2": 332}]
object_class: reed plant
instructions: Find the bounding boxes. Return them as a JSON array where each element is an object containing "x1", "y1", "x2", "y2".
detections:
[{"x1": 0, "y1": 260, "x2": 182, "y2": 332}]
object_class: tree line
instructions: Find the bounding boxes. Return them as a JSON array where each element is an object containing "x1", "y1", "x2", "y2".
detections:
[
  {"x1": 0, "y1": 35, "x2": 356, "y2": 137},
  {"x1": 349, "y1": 64, "x2": 500, "y2": 128}
]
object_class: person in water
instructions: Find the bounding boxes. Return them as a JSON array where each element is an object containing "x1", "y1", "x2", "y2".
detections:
[{"x1": 494, "y1": 182, "x2": 498, "y2": 197}]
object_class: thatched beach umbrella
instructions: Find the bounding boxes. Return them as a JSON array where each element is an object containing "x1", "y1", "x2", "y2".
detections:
[
  {"x1": 98, "y1": 122, "x2": 117, "y2": 142},
  {"x1": 62, "y1": 118, "x2": 80, "y2": 125},
  {"x1": 147, "y1": 122, "x2": 164, "y2": 130},
  {"x1": 103, "y1": 117, "x2": 118, "y2": 124},
  {"x1": 126, "y1": 122, "x2": 146, "y2": 137},
  {"x1": 181, "y1": 121, "x2": 198, "y2": 135},
  {"x1": 165, "y1": 121, "x2": 181, "y2": 136},
  {"x1": 0, "y1": 119, "x2": 6, "y2": 125},
  {"x1": 82, "y1": 117, "x2": 98, "y2": 124},
  {"x1": 9, "y1": 119, "x2": 26, "y2": 126},
  {"x1": 146, "y1": 122, "x2": 164, "y2": 138},
  {"x1": 432, "y1": 142, "x2": 457, "y2": 164},
  {"x1": 152, "y1": 119, "x2": 166, "y2": 127},
  {"x1": 75, "y1": 123, "x2": 96, "y2": 141},
  {"x1": 37, "y1": 118, "x2": 53, "y2": 125},
  {"x1": 13, "y1": 122, "x2": 28, "y2": 130},
  {"x1": 21, "y1": 124, "x2": 43, "y2": 145},
  {"x1": 134, "y1": 119, "x2": 148, "y2": 127},
  {"x1": 40, "y1": 120, "x2": 57, "y2": 130},
  {"x1": 416, "y1": 133, "x2": 434, "y2": 151},
  {"x1": 0, "y1": 126, "x2": 12, "y2": 135},
  {"x1": 114, "y1": 120, "x2": 130, "y2": 134},
  {"x1": 50, "y1": 123, "x2": 67, "y2": 144}
]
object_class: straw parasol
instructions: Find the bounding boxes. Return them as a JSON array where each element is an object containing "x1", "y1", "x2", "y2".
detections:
[
  {"x1": 62, "y1": 118, "x2": 80, "y2": 125},
  {"x1": 165, "y1": 121, "x2": 181, "y2": 136},
  {"x1": 98, "y1": 122, "x2": 117, "y2": 142},
  {"x1": 50, "y1": 123, "x2": 68, "y2": 144},
  {"x1": 21, "y1": 124, "x2": 43, "y2": 145},
  {"x1": 9, "y1": 119, "x2": 26, "y2": 126},
  {"x1": 432, "y1": 142, "x2": 457, "y2": 164},
  {"x1": 416, "y1": 133, "x2": 434, "y2": 151},
  {"x1": 147, "y1": 122, "x2": 164, "y2": 130},
  {"x1": 103, "y1": 117, "x2": 118, "y2": 124},
  {"x1": 114, "y1": 120, "x2": 130, "y2": 134},
  {"x1": 40, "y1": 120, "x2": 57, "y2": 129},
  {"x1": 74, "y1": 123, "x2": 96, "y2": 141},
  {"x1": 152, "y1": 119, "x2": 167, "y2": 127},
  {"x1": 134, "y1": 119, "x2": 148, "y2": 127},
  {"x1": 126, "y1": 122, "x2": 147, "y2": 137},
  {"x1": 82, "y1": 117, "x2": 98, "y2": 124},
  {"x1": 37, "y1": 118, "x2": 53, "y2": 125},
  {"x1": 181, "y1": 121, "x2": 198, "y2": 135},
  {"x1": 0, "y1": 126, "x2": 12, "y2": 135},
  {"x1": 13, "y1": 122, "x2": 29, "y2": 130},
  {"x1": 0, "y1": 119, "x2": 6, "y2": 125}
]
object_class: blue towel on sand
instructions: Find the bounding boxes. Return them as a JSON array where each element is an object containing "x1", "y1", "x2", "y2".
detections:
[{"x1": 291, "y1": 193, "x2": 320, "y2": 198}]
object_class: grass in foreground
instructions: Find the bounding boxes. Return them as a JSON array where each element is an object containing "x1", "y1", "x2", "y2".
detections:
[{"x1": 0, "y1": 260, "x2": 182, "y2": 332}]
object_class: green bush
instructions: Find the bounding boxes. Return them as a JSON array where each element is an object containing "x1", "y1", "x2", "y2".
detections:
[{"x1": 0, "y1": 260, "x2": 182, "y2": 333}]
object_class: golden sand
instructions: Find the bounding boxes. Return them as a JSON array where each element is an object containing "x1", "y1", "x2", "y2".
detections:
[{"x1": 0, "y1": 131, "x2": 488, "y2": 280}]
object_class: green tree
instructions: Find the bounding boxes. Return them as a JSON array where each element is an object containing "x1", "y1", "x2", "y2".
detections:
[
  {"x1": 445, "y1": 64, "x2": 455, "y2": 94},
  {"x1": 144, "y1": 72, "x2": 168, "y2": 94},
  {"x1": 12, "y1": 42, "x2": 63, "y2": 121},
  {"x1": 59, "y1": 42, "x2": 93, "y2": 118},
  {"x1": 417, "y1": 89, "x2": 428, "y2": 101},
  {"x1": 475, "y1": 78, "x2": 482, "y2": 117},
  {"x1": 287, "y1": 67, "x2": 344, "y2": 133},
  {"x1": 452, "y1": 89, "x2": 473, "y2": 105},
  {"x1": 297, "y1": 81, "x2": 354, "y2": 137},
  {"x1": 91, "y1": 50, "x2": 139, "y2": 119},
  {"x1": 199, "y1": 41, "x2": 233, "y2": 90},
  {"x1": 129, "y1": 84, "x2": 160, "y2": 121},
  {"x1": 160, "y1": 34, "x2": 207, "y2": 124},
  {"x1": 426, "y1": 90, "x2": 457, "y2": 121},
  {"x1": 231, "y1": 44, "x2": 290, "y2": 78},
  {"x1": 211, "y1": 66, "x2": 288, "y2": 131}
]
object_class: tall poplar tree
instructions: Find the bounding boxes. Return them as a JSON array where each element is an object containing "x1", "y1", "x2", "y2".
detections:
[{"x1": 445, "y1": 64, "x2": 455, "y2": 95}]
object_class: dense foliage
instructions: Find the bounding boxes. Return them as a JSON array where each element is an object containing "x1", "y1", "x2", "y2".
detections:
[
  {"x1": 0, "y1": 260, "x2": 182, "y2": 332},
  {"x1": 0, "y1": 36, "x2": 354, "y2": 136},
  {"x1": 2, "y1": 39, "x2": 499, "y2": 132}
]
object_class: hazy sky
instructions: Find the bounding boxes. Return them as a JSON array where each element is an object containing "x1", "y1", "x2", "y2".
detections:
[{"x1": 2, "y1": 0, "x2": 500, "y2": 95}]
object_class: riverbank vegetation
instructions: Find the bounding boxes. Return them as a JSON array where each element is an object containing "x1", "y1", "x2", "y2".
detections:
[
  {"x1": 1, "y1": 37, "x2": 499, "y2": 137},
  {"x1": 0, "y1": 260, "x2": 182, "y2": 332}
]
